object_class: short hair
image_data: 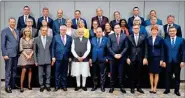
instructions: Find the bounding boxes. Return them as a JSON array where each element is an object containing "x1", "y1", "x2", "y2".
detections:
[
  {"x1": 23, "y1": 6, "x2": 30, "y2": 9},
  {"x1": 8, "y1": 17, "x2": 16, "y2": 22},
  {"x1": 133, "y1": 7, "x2": 139, "y2": 11},
  {"x1": 75, "y1": 10, "x2": 81, "y2": 14},
  {"x1": 151, "y1": 16, "x2": 157, "y2": 20},
  {"x1": 43, "y1": 7, "x2": 49, "y2": 11},
  {"x1": 114, "y1": 24, "x2": 120, "y2": 29},
  {"x1": 150, "y1": 10, "x2": 156, "y2": 14},
  {"x1": 168, "y1": 26, "x2": 177, "y2": 31},
  {"x1": 60, "y1": 25, "x2": 67, "y2": 29},
  {"x1": 133, "y1": 16, "x2": 141, "y2": 25},
  {"x1": 40, "y1": 26, "x2": 48, "y2": 31},
  {"x1": 26, "y1": 18, "x2": 33, "y2": 23},
  {"x1": 151, "y1": 25, "x2": 158, "y2": 31},
  {"x1": 96, "y1": 8, "x2": 102, "y2": 12},
  {"x1": 66, "y1": 19, "x2": 72, "y2": 24},
  {"x1": 97, "y1": 27, "x2": 103, "y2": 32},
  {"x1": 114, "y1": 11, "x2": 120, "y2": 16},
  {"x1": 167, "y1": 15, "x2": 175, "y2": 19}
]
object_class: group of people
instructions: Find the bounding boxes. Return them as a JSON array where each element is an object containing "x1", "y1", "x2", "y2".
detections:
[{"x1": 1, "y1": 5, "x2": 185, "y2": 97}]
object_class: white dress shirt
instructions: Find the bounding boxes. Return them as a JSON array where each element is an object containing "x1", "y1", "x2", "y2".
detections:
[
  {"x1": 60, "y1": 34, "x2": 67, "y2": 45},
  {"x1": 41, "y1": 35, "x2": 47, "y2": 48}
]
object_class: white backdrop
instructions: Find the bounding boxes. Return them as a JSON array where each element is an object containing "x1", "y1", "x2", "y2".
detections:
[{"x1": 0, "y1": 0, "x2": 185, "y2": 80}]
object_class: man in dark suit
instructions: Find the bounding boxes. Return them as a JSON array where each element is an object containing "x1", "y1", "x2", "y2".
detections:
[
  {"x1": 52, "y1": 9, "x2": 66, "y2": 36},
  {"x1": 20, "y1": 18, "x2": 38, "y2": 38},
  {"x1": 52, "y1": 25, "x2": 72, "y2": 92},
  {"x1": 72, "y1": 10, "x2": 87, "y2": 29},
  {"x1": 89, "y1": 27, "x2": 108, "y2": 92},
  {"x1": 107, "y1": 24, "x2": 128, "y2": 93},
  {"x1": 37, "y1": 7, "x2": 53, "y2": 30},
  {"x1": 163, "y1": 26, "x2": 185, "y2": 96},
  {"x1": 128, "y1": 7, "x2": 145, "y2": 28},
  {"x1": 1, "y1": 17, "x2": 20, "y2": 93},
  {"x1": 163, "y1": 15, "x2": 182, "y2": 38},
  {"x1": 127, "y1": 25, "x2": 148, "y2": 94},
  {"x1": 34, "y1": 27, "x2": 52, "y2": 92},
  {"x1": 110, "y1": 11, "x2": 121, "y2": 29},
  {"x1": 17, "y1": 6, "x2": 36, "y2": 31},
  {"x1": 91, "y1": 8, "x2": 109, "y2": 30}
]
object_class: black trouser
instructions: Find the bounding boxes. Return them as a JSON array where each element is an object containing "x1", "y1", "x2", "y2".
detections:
[
  {"x1": 129, "y1": 60, "x2": 142, "y2": 89},
  {"x1": 165, "y1": 62, "x2": 181, "y2": 92},
  {"x1": 92, "y1": 61, "x2": 106, "y2": 87}
]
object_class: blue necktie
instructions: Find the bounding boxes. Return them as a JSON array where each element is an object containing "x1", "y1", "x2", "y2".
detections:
[
  {"x1": 171, "y1": 38, "x2": 175, "y2": 48},
  {"x1": 97, "y1": 38, "x2": 101, "y2": 47}
]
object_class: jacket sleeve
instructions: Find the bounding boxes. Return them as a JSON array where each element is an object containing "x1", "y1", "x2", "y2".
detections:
[
  {"x1": 1, "y1": 30, "x2": 8, "y2": 56},
  {"x1": 121, "y1": 37, "x2": 128, "y2": 56},
  {"x1": 107, "y1": 36, "x2": 115, "y2": 56}
]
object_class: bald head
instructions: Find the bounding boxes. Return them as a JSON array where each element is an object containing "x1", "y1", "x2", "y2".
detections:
[
  {"x1": 57, "y1": 9, "x2": 63, "y2": 19},
  {"x1": 77, "y1": 28, "x2": 84, "y2": 37}
]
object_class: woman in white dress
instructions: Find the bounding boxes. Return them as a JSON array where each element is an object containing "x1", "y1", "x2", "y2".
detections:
[{"x1": 71, "y1": 28, "x2": 91, "y2": 91}]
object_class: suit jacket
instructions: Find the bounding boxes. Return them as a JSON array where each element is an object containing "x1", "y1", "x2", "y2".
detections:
[
  {"x1": 17, "y1": 15, "x2": 36, "y2": 31},
  {"x1": 37, "y1": 16, "x2": 53, "y2": 30},
  {"x1": 52, "y1": 34, "x2": 72, "y2": 60},
  {"x1": 20, "y1": 27, "x2": 38, "y2": 38},
  {"x1": 129, "y1": 25, "x2": 147, "y2": 36},
  {"x1": 163, "y1": 24, "x2": 182, "y2": 38},
  {"x1": 164, "y1": 37, "x2": 185, "y2": 64},
  {"x1": 128, "y1": 16, "x2": 145, "y2": 28},
  {"x1": 91, "y1": 16, "x2": 109, "y2": 30},
  {"x1": 52, "y1": 18, "x2": 66, "y2": 36},
  {"x1": 34, "y1": 36, "x2": 52, "y2": 65},
  {"x1": 107, "y1": 32, "x2": 128, "y2": 60},
  {"x1": 145, "y1": 19, "x2": 162, "y2": 26},
  {"x1": 72, "y1": 18, "x2": 87, "y2": 29},
  {"x1": 147, "y1": 36, "x2": 164, "y2": 60},
  {"x1": 110, "y1": 19, "x2": 120, "y2": 29},
  {"x1": 127, "y1": 34, "x2": 148, "y2": 62},
  {"x1": 1, "y1": 27, "x2": 20, "y2": 57},
  {"x1": 90, "y1": 37, "x2": 108, "y2": 62}
]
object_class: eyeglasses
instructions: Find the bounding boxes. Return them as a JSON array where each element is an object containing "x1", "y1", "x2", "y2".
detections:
[{"x1": 133, "y1": 28, "x2": 139, "y2": 29}]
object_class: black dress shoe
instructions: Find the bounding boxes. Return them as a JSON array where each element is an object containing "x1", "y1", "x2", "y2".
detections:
[
  {"x1": 53, "y1": 87, "x2": 60, "y2": 92},
  {"x1": 13, "y1": 85, "x2": 20, "y2": 89},
  {"x1": 137, "y1": 88, "x2": 144, "y2": 94},
  {"x1": 120, "y1": 88, "x2": 126, "y2": 93},
  {"x1": 28, "y1": 87, "x2": 32, "y2": 90},
  {"x1": 46, "y1": 87, "x2": 51, "y2": 91},
  {"x1": 131, "y1": 89, "x2": 135, "y2": 94},
  {"x1": 163, "y1": 90, "x2": 170, "y2": 94},
  {"x1": 82, "y1": 87, "x2": 87, "y2": 91},
  {"x1": 40, "y1": 87, "x2": 44, "y2": 92},
  {"x1": 153, "y1": 91, "x2": 157, "y2": 94},
  {"x1": 20, "y1": 88, "x2": 24, "y2": 93},
  {"x1": 174, "y1": 91, "x2": 181, "y2": 96},
  {"x1": 91, "y1": 86, "x2": 97, "y2": 91},
  {"x1": 101, "y1": 86, "x2": 105, "y2": 92},
  {"x1": 149, "y1": 91, "x2": 153, "y2": 93},
  {"x1": 109, "y1": 88, "x2": 114, "y2": 93},
  {"x1": 74, "y1": 87, "x2": 80, "y2": 91},
  {"x1": 63, "y1": 88, "x2": 67, "y2": 91},
  {"x1": 5, "y1": 88, "x2": 12, "y2": 93}
]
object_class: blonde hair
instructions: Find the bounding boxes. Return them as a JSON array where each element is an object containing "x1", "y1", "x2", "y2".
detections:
[{"x1": 22, "y1": 27, "x2": 32, "y2": 39}]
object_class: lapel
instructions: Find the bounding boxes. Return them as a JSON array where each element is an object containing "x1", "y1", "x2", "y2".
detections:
[
  {"x1": 39, "y1": 36, "x2": 45, "y2": 49},
  {"x1": 58, "y1": 35, "x2": 65, "y2": 46},
  {"x1": 119, "y1": 33, "x2": 125, "y2": 44},
  {"x1": 45, "y1": 36, "x2": 50, "y2": 49},
  {"x1": 131, "y1": 34, "x2": 137, "y2": 47},
  {"x1": 137, "y1": 34, "x2": 143, "y2": 46},
  {"x1": 21, "y1": 15, "x2": 25, "y2": 24},
  {"x1": 8, "y1": 28, "x2": 17, "y2": 41},
  {"x1": 164, "y1": 25, "x2": 167, "y2": 33}
]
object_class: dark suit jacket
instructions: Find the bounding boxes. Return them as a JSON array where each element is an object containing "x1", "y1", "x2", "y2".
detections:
[
  {"x1": 17, "y1": 15, "x2": 36, "y2": 31},
  {"x1": 91, "y1": 16, "x2": 109, "y2": 30},
  {"x1": 37, "y1": 16, "x2": 53, "y2": 30},
  {"x1": 107, "y1": 33, "x2": 128, "y2": 60},
  {"x1": 129, "y1": 25, "x2": 147, "y2": 36},
  {"x1": 110, "y1": 19, "x2": 120, "y2": 29},
  {"x1": 1, "y1": 27, "x2": 20, "y2": 57},
  {"x1": 164, "y1": 37, "x2": 185, "y2": 64},
  {"x1": 52, "y1": 18, "x2": 66, "y2": 36},
  {"x1": 72, "y1": 18, "x2": 87, "y2": 29},
  {"x1": 147, "y1": 36, "x2": 164, "y2": 60},
  {"x1": 163, "y1": 24, "x2": 182, "y2": 38},
  {"x1": 128, "y1": 16, "x2": 145, "y2": 28},
  {"x1": 127, "y1": 34, "x2": 148, "y2": 62},
  {"x1": 90, "y1": 37, "x2": 108, "y2": 62},
  {"x1": 52, "y1": 34, "x2": 72, "y2": 60}
]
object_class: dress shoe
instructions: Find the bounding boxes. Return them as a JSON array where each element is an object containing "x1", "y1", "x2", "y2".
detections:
[
  {"x1": 53, "y1": 87, "x2": 60, "y2": 92},
  {"x1": 46, "y1": 87, "x2": 51, "y2": 91},
  {"x1": 13, "y1": 85, "x2": 20, "y2": 89},
  {"x1": 149, "y1": 91, "x2": 153, "y2": 93},
  {"x1": 82, "y1": 87, "x2": 87, "y2": 91},
  {"x1": 131, "y1": 89, "x2": 135, "y2": 94},
  {"x1": 40, "y1": 87, "x2": 44, "y2": 92},
  {"x1": 91, "y1": 86, "x2": 97, "y2": 91},
  {"x1": 120, "y1": 88, "x2": 126, "y2": 93},
  {"x1": 28, "y1": 87, "x2": 32, "y2": 90},
  {"x1": 137, "y1": 88, "x2": 144, "y2": 94},
  {"x1": 109, "y1": 88, "x2": 114, "y2": 93},
  {"x1": 163, "y1": 89, "x2": 170, "y2": 94},
  {"x1": 101, "y1": 86, "x2": 105, "y2": 92},
  {"x1": 174, "y1": 91, "x2": 181, "y2": 96},
  {"x1": 153, "y1": 91, "x2": 157, "y2": 94},
  {"x1": 74, "y1": 87, "x2": 80, "y2": 91},
  {"x1": 63, "y1": 88, "x2": 67, "y2": 91},
  {"x1": 20, "y1": 88, "x2": 24, "y2": 93},
  {"x1": 5, "y1": 88, "x2": 12, "y2": 93}
]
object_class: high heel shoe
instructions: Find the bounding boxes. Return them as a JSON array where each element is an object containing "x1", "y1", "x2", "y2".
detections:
[
  {"x1": 28, "y1": 86, "x2": 32, "y2": 90},
  {"x1": 20, "y1": 88, "x2": 24, "y2": 93}
]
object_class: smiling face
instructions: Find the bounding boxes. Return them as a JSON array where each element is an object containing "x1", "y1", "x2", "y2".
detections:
[
  {"x1": 57, "y1": 9, "x2": 63, "y2": 18},
  {"x1": 167, "y1": 16, "x2": 175, "y2": 24},
  {"x1": 42, "y1": 8, "x2": 49, "y2": 17},
  {"x1": 114, "y1": 24, "x2": 121, "y2": 34},
  {"x1": 133, "y1": 8, "x2": 139, "y2": 16},
  {"x1": 169, "y1": 27, "x2": 177, "y2": 37},
  {"x1": 75, "y1": 10, "x2": 81, "y2": 19},
  {"x1": 9, "y1": 18, "x2": 16, "y2": 29},
  {"x1": 114, "y1": 11, "x2": 120, "y2": 20},
  {"x1": 24, "y1": 28, "x2": 31, "y2": 37},
  {"x1": 66, "y1": 19, "x2": 72, "y2": 27},
  {"x1": 96, "y1": 27, "x2": 103, "y2": 38},
  {"x1": 96, "y1": 8, "x2": 103, "y2": 17},
  {"x1": 60, "y1": 25, "x2": 67, "y2": 36},
  {"x1": 41, "y1": 27, "x2": 48, "y2": 36},
  {"x1": 92, "y1": 21, "x2": 98, "y2": 29},
  {"x1": 133, "y1": 25, "x2": 140, "y2": 34}
]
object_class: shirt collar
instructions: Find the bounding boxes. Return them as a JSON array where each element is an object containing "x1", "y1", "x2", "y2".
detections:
[
  {"x1": 9, "y1": 27, "x2": 15, "y2": 31},
  {"x1": 171, "y1": 36, "x2": 176, "y2": 40}
]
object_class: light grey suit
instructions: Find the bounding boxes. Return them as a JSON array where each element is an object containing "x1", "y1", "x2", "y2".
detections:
[
  {"x1": 33, "y1": 35, "x2": 52, "y2": 88},
  {"x1": 20, "y1": 27, "x2": 38, "y2": 38}
]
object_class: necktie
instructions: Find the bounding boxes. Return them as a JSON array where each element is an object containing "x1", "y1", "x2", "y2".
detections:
[
  {"x1": 61, "y1": 35, "x2": 65, "y2": 45},
  {"x1": 25, "y1": 15, "x2": 28, "y2": 23},
  {"x1": 97, "y1": 38, "x2": 101, "y2": 47},
  {"x1": 99, "y1": 17, "x2": 102, "y2": 25},
  {"x1": 11, "y1": 29, "x2": 17, "y2": 40},
  {"x1": 116, "y1": 34, "x2": 120, "y2": 45},
  {"x1": 58, "y1": 19, "x2": 62, "y2": 26},
  {"x1": 135, "y1": 35, "x2": 138, "y2": 46},
  {"x1": 43, "y1": 36, "x2": 46, "y2": 48},
  {"x1": 167, "y1": 24, "x2": 171, "y2": 32},
  {"x1": 171, "y1": 38, "x2": 175, "y2": 48},
  {"x1": 44, "y1": 16, "x2": 47, "y2": 22}
]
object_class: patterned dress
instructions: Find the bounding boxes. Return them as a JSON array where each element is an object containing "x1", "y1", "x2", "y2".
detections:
[{"x1": 18, "y1": 38, "x2": 35, "y2": 67}]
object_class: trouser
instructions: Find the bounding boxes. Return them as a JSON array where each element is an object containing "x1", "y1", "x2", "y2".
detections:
[{"x1": 38, "y1": 64, "x2": 51, "y2": 88}]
